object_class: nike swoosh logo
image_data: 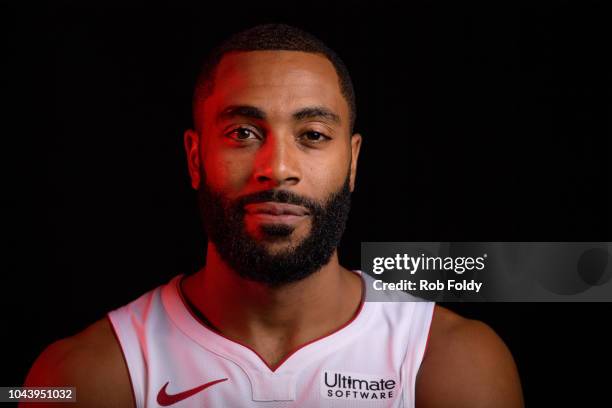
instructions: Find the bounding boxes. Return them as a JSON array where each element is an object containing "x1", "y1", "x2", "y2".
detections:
[{"x1": 157, "y1": 378, "x2": 228, "y2": 406}]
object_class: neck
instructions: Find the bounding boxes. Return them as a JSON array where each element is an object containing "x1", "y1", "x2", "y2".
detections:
[{"x1": 181, "y1": 242, "x2": 363, "y2": 365}]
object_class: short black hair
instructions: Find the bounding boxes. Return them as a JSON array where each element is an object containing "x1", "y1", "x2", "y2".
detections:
[{"x1": 193, "y1": 23, "x2": 356, "y2": 133}]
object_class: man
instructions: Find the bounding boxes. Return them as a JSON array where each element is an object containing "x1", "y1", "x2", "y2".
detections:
[{"x1": 24, "y1": 24, "x2": 523, "y2": 407}]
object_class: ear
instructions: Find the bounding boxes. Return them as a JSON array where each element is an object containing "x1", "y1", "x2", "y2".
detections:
[
  {"x1": 349, "y1": 133, "x2": 363, "y2": 192},
  {"x1": 184, "y1": 129, "x2": 201, "y2": 190}
]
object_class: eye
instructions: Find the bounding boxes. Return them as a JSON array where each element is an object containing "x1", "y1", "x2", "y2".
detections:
[
  {"x1": 226, "y1": 127, "x2": 259, "y2": 141},
  {"x1": 301, "y1": 131, "x2": 330, "y2": 143}
]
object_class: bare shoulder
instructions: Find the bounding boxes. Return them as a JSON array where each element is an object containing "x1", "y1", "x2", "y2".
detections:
[
  {"x1": 22, "y1": 317, "x2": 134, "y2": 408},
  {"x1": 415, "y1": 305, "x2": 524, "y2": 408}
]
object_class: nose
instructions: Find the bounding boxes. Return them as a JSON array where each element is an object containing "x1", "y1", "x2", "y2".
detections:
[{"x1": 253, "y1": 132, "x2": 301, "y2": 187}]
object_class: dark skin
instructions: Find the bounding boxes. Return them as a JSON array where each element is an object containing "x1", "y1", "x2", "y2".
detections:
[{"x1": 22, "y1": 51, "x2": 524, "y2": 407}]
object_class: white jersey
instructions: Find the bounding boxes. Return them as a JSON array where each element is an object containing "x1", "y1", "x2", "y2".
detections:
[{"x1": 108, "y1": 271, "x2": 435, "y2": 408}]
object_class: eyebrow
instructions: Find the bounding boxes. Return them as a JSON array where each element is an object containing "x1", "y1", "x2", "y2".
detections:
[
  {"x1": 216, "y1": 105, "x2": 341, "y2": 126},
  {"x1": 217, "y1": 105, "x2": 266, "y2": 123},
  {"x1": 292, "y1": 106, "x2": 341, "y2": 125}
]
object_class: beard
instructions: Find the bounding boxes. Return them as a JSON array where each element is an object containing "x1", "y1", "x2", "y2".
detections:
[{"x1": 197, "y1": 173, "x2": 352, "y2": 287}]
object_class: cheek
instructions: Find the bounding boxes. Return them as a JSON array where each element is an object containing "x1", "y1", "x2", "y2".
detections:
[
  {"x1": 305, "y1": 149, "x2": 351, "y2": 196},
  {"x1": 202, "y1": 151, "x2": 254, "y2": 191}
]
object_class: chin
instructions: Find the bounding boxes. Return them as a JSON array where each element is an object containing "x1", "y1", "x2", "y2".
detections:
[
  {"x1": 260, "y1": 238, "x2": 299, "y2": 251},
  {"x1": 260, "y1": 234, "x2": 308, "y2": 253}
]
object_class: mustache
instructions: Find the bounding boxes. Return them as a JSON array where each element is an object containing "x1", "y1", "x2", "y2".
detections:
[{"x1": 233, "y1": 189, "x2": 324, "y2": 215}]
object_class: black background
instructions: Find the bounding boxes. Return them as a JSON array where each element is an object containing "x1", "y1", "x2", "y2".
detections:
[{"x1": 3, "y1": 2, "x2": 610, "y2": 406}]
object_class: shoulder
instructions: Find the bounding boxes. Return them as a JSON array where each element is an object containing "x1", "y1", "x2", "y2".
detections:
[
  {"x1": 22, "y1": 317, "x2": 135, "y2": 408},
  {"x1": 415, "y1": 305, "x2": 524, "y2": 408}
]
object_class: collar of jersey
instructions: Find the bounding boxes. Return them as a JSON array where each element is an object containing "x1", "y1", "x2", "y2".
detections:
[{"x1": 161, "y1": 270, "x2": 374, "y2": 375}]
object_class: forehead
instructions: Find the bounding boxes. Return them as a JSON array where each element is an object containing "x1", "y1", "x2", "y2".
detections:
[{"x1": 200, "y1": 50, "x2": 348, "y2": 126}]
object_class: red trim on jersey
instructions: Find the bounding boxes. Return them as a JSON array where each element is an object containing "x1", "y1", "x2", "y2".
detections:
[
  {"x1": 422, "y1": 304, "x2": 436, "y2": 359},
  {"x1": 106, "y1": 314, "x2": 138, "y2": 408},
  {"x1": 176, "y1": 270, "x2": 367, "y2": 373}
]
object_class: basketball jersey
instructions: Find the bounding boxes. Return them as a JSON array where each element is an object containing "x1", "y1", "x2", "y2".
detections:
[{"x1": 107, "y1": 271, "x2": 435, "y2": 408}]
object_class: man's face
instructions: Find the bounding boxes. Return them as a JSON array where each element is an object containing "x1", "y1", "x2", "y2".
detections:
[{"x1": 185, "y1": 50, "x2": 362, "y2": 286}]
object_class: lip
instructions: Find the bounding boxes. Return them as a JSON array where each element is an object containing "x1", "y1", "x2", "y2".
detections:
[
  {"x1": 244, "y1": 202, "x2": 310, "y2": 216},
  {"x1": 244, "y1": 202, "x2": 310, "y2": 226},
  {"x1": 245, "y1": 213, "x2": 307, "y2": 225}
]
